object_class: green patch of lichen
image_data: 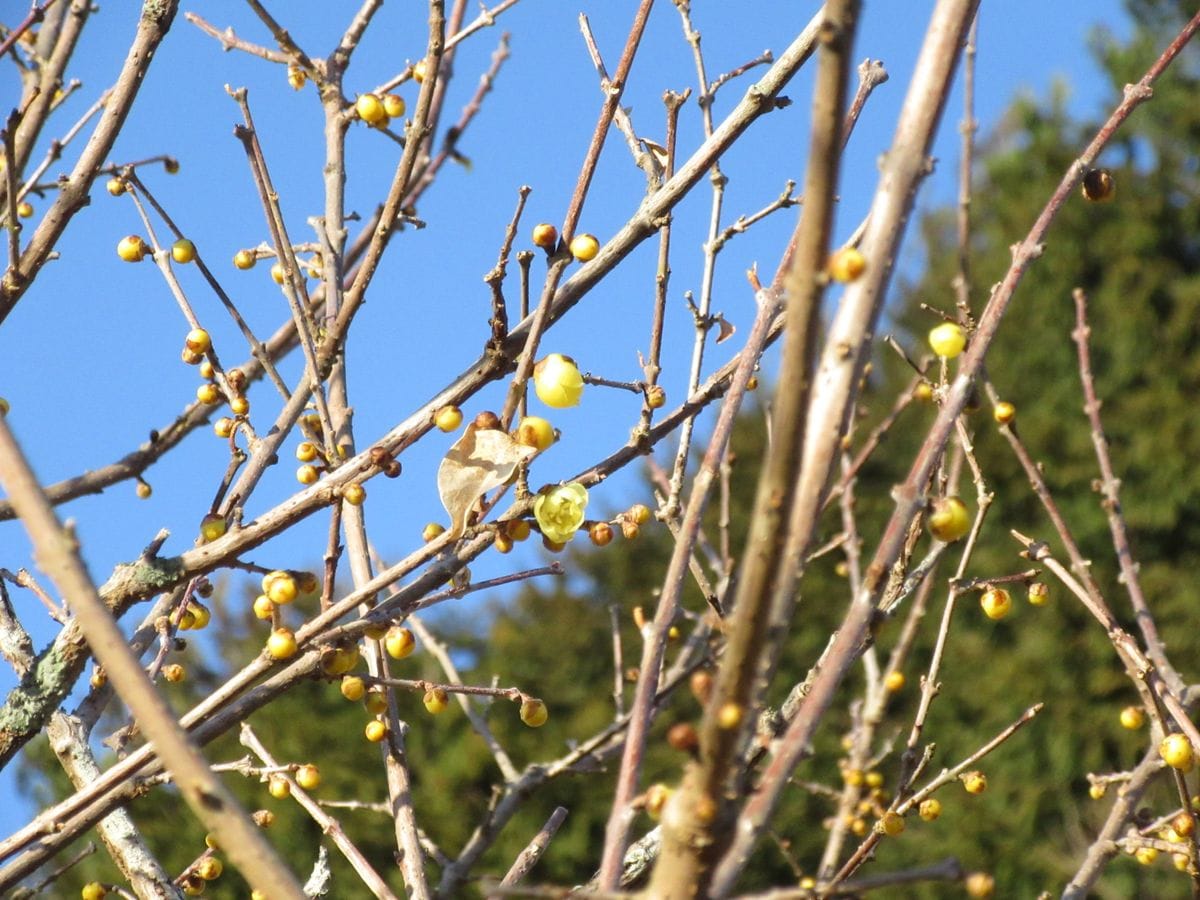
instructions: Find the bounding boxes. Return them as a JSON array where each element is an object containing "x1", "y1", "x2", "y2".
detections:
[{"x1": 0, "y1": 638, "x2": 85, "y2": 767}]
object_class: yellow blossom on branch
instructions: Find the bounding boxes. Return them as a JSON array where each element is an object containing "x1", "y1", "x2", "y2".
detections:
[{"x1": 533, "y1": 482, "x2": 589, "y2": 543}]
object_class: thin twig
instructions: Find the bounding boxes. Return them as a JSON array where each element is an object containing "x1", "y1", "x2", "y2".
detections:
[
  {"x1": 240, "y1": 724, "x2": 399, "y2": 899},
  {"x1": 1071, "y1": 287, "x2": 1180, "y2": 691},
  {"x1": 496, "y1": 807, "x2": 568, "y2": 889}
]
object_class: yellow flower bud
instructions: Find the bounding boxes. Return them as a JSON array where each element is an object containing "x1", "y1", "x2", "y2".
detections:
[
  {"x1": 533, "y1": 482, "x2": 588, "y2": 543},
  {"x1": 533, "y1": 353, "x2": 583, "y2": 409}
]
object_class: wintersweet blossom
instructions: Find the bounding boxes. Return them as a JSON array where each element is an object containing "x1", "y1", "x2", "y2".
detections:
[
  {"x1": 533, "y1": 482, "x2": 589, "y2": 543},
  {"x1": 533, "y1": 353, "x2": 583, "y2": 408}
]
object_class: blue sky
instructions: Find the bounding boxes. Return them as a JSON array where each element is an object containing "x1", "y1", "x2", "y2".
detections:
[{"x1": 0, "y1": 0, "x2": 1133, "y2": 870}]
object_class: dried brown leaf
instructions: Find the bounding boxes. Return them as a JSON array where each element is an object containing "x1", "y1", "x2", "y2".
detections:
[
  {"x1": 641, "y1": 137, "x2": 670, "y2": 170},
  {"x1": 438, "y1": 425, "x2": 537, "y2": 538},
  {"x1": 716, "y1": 313, "x2": 736, "y2": 344}
]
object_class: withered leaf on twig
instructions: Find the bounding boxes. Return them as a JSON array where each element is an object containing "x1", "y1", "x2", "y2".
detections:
[
  {"x1": 715, "y1": 313, "x2": 736, "y2": 344},
  {"x1": 437, "y1": 425, "x2": 537, "y2": 538}
]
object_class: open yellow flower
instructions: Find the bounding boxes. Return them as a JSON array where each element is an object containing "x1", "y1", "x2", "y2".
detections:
[
  {"x1": 533, "y1": 482, "x2": 588, "y2": 543},
  {"x1": 533, "y1": 353, "x2": 583, "y2": 408}
]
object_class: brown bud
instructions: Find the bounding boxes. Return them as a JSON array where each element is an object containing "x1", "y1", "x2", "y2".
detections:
[
  {"x1": 473, "y1": 410, "x2": 501, "y2": 431},
  {"x1": 589, "y1": 522, "x2": 614, "y2": 546},
  {"x1": 667, "y1": 722, "x2": 699, "y2": 753},
  {"x1": 690, "y1": 670, "x2": 714, "y2": 705},
  {"x1": 384, "y1": 460, "x2": 402, "y2": 478},
  {"x1": 1081, "y1": 167, "x2": 1115, "y2": 202},
  {"x1": 226, "y1": 368, "x2": 247, "y2": 391}
]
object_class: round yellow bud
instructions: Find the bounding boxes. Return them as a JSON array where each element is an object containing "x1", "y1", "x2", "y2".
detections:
[
  {"x1": 964, "y1": 872, "x2": 995, "y2": 898},
  {"x1": 515, "y1": 415, "x2": 555, "y2": 451},
  {"x1": 928, "y1": 322, "x2": 966, "y2": 359},
  {"x1": 355, "y1": 93, "x2": 389, "y2": 126},
  {"x1": 196, "y1": 857, "x2": 222, "y2": 881},
  {"x1": 189, "y1": 602, "x2": 211, "y2": 629},
  {"x1": 1135, "y1": 846, "x2": 1159, "y2": 866},
  {"x1": 252, "y1": 595, "x2": 275, "y2": 620},
  {"x1": 962, "y1": 771, "x2": 988, "y2": 795},
  {"x1": 424, "y1": 688, "x2": 450, "y2": 715},
  {"x1": 364, "y1": 688, "x2": 388, "y2": 715},
  {"x1": 267, "y1": 773, "x2": 291, "y2": 799},
  {"x1": 569, "y1": 233, "x2": 600, "y2": 262},
  {"x1": 979, "y1": 587, "x2": 1013, "y2": 621},
  {"x1": 117, "y1": 234, "x2": 148, "y2": 262},
  {"x1": 435, "y1": 405, "x2": 463, "y2": 432},
  {"x1": 262, "y1": 571, "x2": 298, "y2": 605},
  {"x1": 341, "y1": 675, "x2": 366, "y2": 701},
  {"x1": 172, "y1": 238, "x2": 196, "y2": 264},
  {"x1": 716, "y1": 702, "x2": 743, "y2": 730},
  {"x1": 185, "y1": 328, "x2": 211, "y2": 354},
  {"x1": 1119, "y1": 705, "x2": 1145, "y2": 730},
  {"x1": 199, "y1": 513, "x2": 227, "y2": 543},
  {"x1": 384, "y1": 626, "x2": 416, "y2": 660},
  {"x1": 266, "y1": 628, "x2": 299, "y2": 660},
  {"x1": 879, "y1": 811, "x2": 905, "y2": 836},
  {"x1": 1160, "y1": 732, "x2": 1195, "y2": 771},
  {"x1": 532, "y1": 223, "x2": 558, "y2": 250},
  {"x1": 927, "y1": 496, "x2": 970, "y2": 542},
  {"x1": 295, "y1": 764, "x2": 321, "y2": 791},
  {"x1": 382, "y1": 94, "x2": 406, "y2": 118},
  {"x1": 533, "y1": 353, "x2": 584, "y2": 408},
  {"x1": 196, "y1": 383, "x2": 221, "y2": 404},
  {"x1": 828, "y1": 247, "x2": 866, "y2": 283},
  {"x1": 520, "y1": 698, "x2": 548, "y2": 727}
]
